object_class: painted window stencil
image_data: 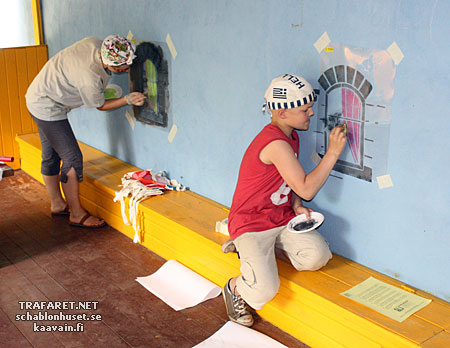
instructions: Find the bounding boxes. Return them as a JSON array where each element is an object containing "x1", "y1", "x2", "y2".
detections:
[
  {"x1": 315, "y1": 43, "x2": 396, "y2": 182},
  {"x1": 317, "y1": 66, "x2": 372, "y2": 181},
  {"x1": 129, "y1": 41, "x2": 169, "y2": 127}
]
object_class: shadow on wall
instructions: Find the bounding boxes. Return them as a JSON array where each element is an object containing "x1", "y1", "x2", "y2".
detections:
[
  {"x1": 106, "y1": 114, "x2": 136, "y2": 166},
  {"x1": 104, "y1": 71, "x2": 136, "y2": 165},
  {"x1": 298, "y1": 124, "x2": 355, "y2": 258},
  {"x1": 308, "y1": 201, "x2": 354, "y2": 259}
]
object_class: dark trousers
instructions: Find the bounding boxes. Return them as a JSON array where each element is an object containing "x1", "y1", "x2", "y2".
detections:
[{"x1": 31, "y1": 115, "x2": 83, "y2": 183}]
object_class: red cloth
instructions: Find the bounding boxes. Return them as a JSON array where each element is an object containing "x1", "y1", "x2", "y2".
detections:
[
  {"x1": 131, "y1": 170, "x2": 166, "y2": 188},
  {"x1": 228, "y1": 124, "x2": 299, "y2": 240}
]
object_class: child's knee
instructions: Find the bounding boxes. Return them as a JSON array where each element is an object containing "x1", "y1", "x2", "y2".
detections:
[
  {"x1": 238, "y1": 278, "x2": 280, "y2": 310},
  {"x1": 291, "y1": 242, "x2": 332, "y2": 271}
]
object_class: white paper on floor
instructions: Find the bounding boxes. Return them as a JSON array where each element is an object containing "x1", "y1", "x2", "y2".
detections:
[
  {"x1": 136, "y1": 259, "x2": 221, "y2": 311},
  {"x1": 193, "y1": 321, "x2": 288, "y2": 348}
]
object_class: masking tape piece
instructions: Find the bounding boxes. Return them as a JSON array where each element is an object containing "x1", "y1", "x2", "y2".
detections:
[
  {"x1": 376, "y1": 174, "x2": 394, "y2": 189},
  {"x1": 310, "y1": 151, "x2": 321, "y2": 165},
  {"x1": 127, "y1": 30, "x2": 134, "y2": 41},
  {"x1": 168, "y1": 124, "x2": 178, "y2": 143},
  {"x1": 166, "y1": 33, "x2": 178, "y2": 59},
  {"x1": 387, "y1": 41, "x2": 404, "y2": 65},
  {"x1": 125, "y1": 111, "x2": 135, "y2": 130},
  {"x1": 324, "y1": 46, "x2": 334, "y2": 53},
  {"x1": 314, "y1": 32, "x2": 331, "y2": 53}
]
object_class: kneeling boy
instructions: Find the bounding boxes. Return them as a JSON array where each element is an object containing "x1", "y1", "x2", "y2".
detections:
[{"x1": 223, "y1": 74, "x2": 347, "y2": 326}]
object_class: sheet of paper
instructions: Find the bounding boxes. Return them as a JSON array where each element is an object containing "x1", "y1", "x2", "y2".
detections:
[
  {"x1": 193, "y1": 321, "x2": 288, "y2": 348},
  {"x1": 314, "y1": 32, "x2": 331, "y2": 53},
  {"x1": 340, "y1": 277, "x2": 431, "y2": 322},
  {"x1": 376, "y1": 174, "x2": 393, "y2": 189},
  {"x1": 136, "y1": 260, "x2": 221, "y2": 311},
  {"x1": 387, "y1": 41, "x2": 404, "y2": 65}
]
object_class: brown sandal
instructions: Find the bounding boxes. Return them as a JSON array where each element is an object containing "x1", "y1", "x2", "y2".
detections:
[{"x1": 69, "y1": 212, "x2": 106, "y2": 229}]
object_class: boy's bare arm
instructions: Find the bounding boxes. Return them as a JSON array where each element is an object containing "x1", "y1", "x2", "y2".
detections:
[
  {"x1": 260, "y1": 126, "x2": 346, "y2": 200},
  {"x1": 96, "y1": 97, "x2": 128, "y2": 111},
  {"x1": 291, "y1": 192, "x2": 314, "y2": 218}
]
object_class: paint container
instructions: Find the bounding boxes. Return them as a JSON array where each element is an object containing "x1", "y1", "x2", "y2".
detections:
[{"x1": 287, "y1": 212, "x2": 325, "y2": 233}]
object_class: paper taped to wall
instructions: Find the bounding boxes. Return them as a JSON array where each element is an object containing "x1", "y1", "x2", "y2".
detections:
[
  {"x1": 387, "y1": 41, "x2": 404, "y2": 65},
  {"x1": 314, "y1": 32, "x2": 331, "y2": 53},
  {"x1": 376, "y1": 174, "x2": 393, "y2": 189},
  {"x1": 315, "y1": 42, "x2": 396, "y2": 182}
]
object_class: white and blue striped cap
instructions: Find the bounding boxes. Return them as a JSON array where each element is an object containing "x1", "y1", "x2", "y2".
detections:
[{"x1": 263, "y1": 74, "x2": 315, "y2": 111}]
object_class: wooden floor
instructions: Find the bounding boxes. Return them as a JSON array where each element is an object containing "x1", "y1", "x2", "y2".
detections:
[{"x1": 0, "y1": 170, "x2": 309, "y2": 348}]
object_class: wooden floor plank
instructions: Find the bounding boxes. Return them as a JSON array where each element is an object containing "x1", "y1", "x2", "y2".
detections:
[
  {"x1": 0, "y1": 267, "x2": 65, "y2": 348},
  {"x1": 0, "y1": 307, "x2": 33, "y2": 348}
]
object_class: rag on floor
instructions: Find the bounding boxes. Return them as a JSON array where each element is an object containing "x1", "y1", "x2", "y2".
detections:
[{"x1": 114, "y1": 170, "x2": 186, "y2": 243}]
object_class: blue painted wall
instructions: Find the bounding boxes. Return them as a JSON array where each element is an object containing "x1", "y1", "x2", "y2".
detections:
[{"x1": 40, "y1": 0, "x2": 450, "y2": 301}]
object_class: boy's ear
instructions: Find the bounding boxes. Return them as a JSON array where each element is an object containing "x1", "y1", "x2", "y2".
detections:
[{"x1": 278, "y1": 108, "x2": 287, "y2": 119}]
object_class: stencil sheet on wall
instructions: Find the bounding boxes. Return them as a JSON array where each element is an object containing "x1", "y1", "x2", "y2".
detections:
[{"x1": 315, "y1": 43, "x2": 396, "y2": 182}]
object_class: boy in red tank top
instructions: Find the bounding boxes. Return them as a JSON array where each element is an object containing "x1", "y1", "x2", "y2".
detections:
[{"x1": 222, "y1": 74, "x2": 347, "y2": 327}]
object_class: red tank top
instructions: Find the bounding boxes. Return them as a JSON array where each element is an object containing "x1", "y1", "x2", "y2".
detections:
[{"x1": 228, "y1": 124, "x2": 299, "y2": 240}]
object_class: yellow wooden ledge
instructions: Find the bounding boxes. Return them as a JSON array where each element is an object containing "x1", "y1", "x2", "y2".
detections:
[{"x1": 16, "y1": 133, "x2": 450, "y2": 348}]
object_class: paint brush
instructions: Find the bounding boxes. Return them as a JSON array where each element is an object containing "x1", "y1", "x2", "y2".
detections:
[{"x1": 142, "y1": 92, "x2": 154, "y2": 109}]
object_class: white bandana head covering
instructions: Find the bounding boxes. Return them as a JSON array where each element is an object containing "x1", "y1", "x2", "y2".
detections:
[
  {"x1": 263, "y1": 74, "x2": 315, "y2": 111},
  {"x1": 101, "y1": 35, "x2": 136, "y2": 66}
]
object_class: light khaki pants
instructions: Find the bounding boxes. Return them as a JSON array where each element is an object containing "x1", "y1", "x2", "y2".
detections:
[{"x1": 234, "y1": 225, "x2": 332, "y2": 310}]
